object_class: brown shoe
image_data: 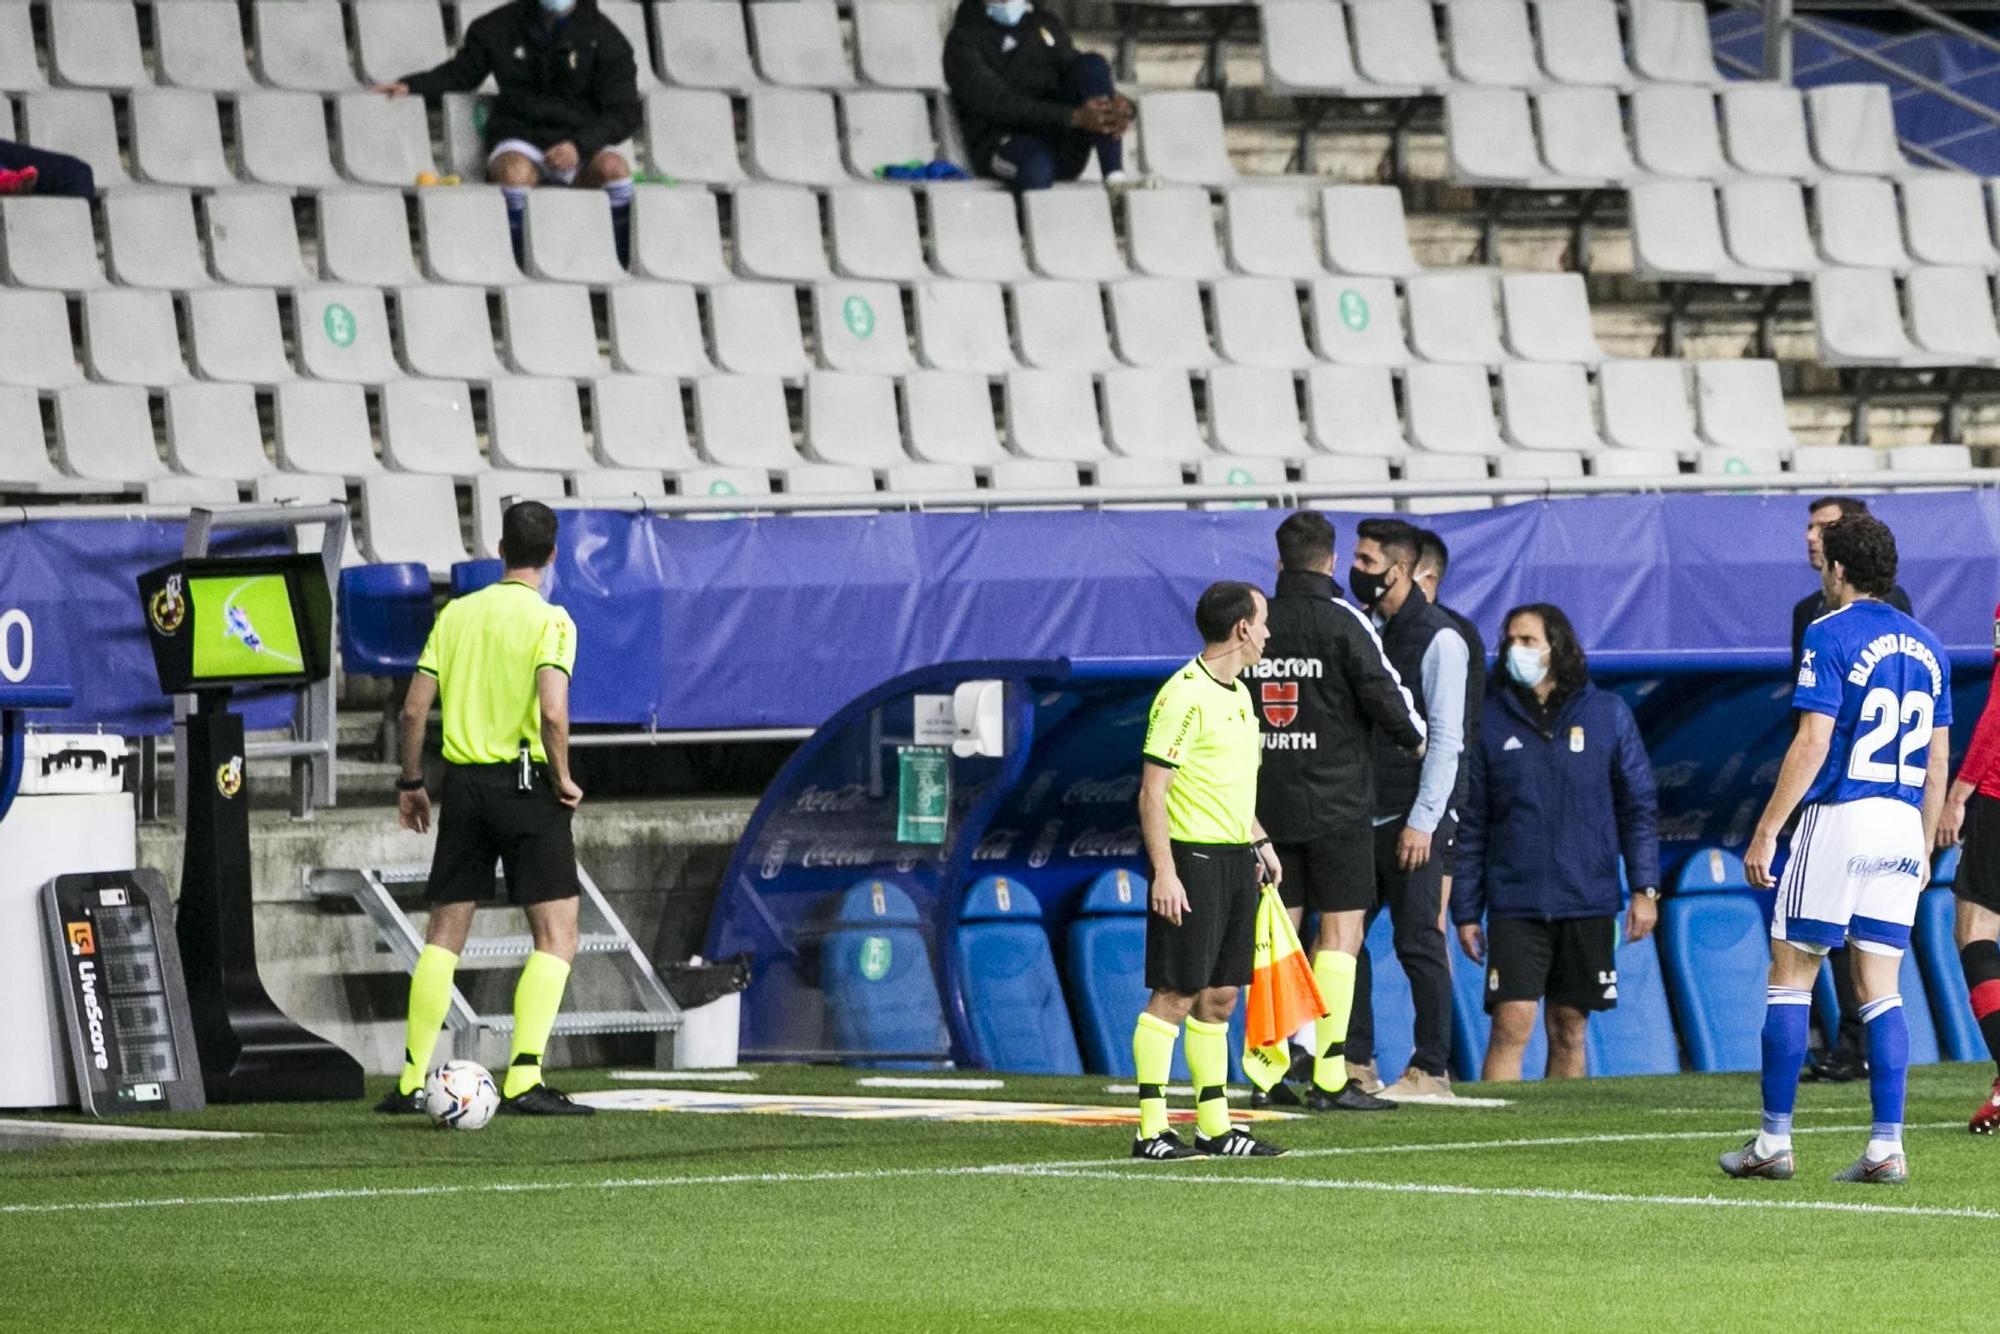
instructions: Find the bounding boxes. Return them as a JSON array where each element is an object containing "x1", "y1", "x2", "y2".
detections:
[
  {"x1": 1379, "y1": 1068, "x2": 1455, "y2": 1102},
  {"x1": 1349, "y1": 1062, "x2": 1382, "y2": 1095}
]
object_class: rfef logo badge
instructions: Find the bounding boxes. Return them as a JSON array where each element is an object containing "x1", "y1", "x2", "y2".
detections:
[
  {"x1": 149, "y1": 574, "x2": 186, "y2": 636},
  {"x1": 216, "y1": 756, "x2": 244, "y2": 799},
  {"x1": 66, "y1": 921, "x2": 95, "y2": 956},
  {"x1": 1261, "y1": 681, "x2": 1299, "y2": 728}
]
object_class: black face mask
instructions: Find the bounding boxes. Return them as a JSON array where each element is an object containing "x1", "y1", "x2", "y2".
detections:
[{"x1": 1348, "y1": 565, "x2": 1391, "y2": 609}]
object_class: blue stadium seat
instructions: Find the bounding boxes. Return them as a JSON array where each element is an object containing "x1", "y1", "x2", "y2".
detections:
[
  {"x1": 1585, "y1": 932, "x2": 1682, "y2": 1076},
  {"x1": 1915, "y1": 886, "x2": 1982, "y2": 1060},
  {"x1": 1674, "y1": 847, "x2": 1752, "y2": 894},
  {"x1": 1065, "y1": 869, "x2": 1189, "y2": 1079},
  {"x1": 1934, "y1": 845, "x2": 1962, "y2": 887},
  {"x1": 1659, "y1": 891, "x2": 1769, "y2": 1072},
  {"x1": 337, "y1": 562, "x2": 433, "y2": 677},
  {"x1": 1364, "y1": 909, "x2": 1416, "y2": 1080},
  {"x1": 451, "y1": 558, "x2": 504, "y2": 597},
  {"x1": 823, "y1": 878, "x2": 949, "y2": 1067},
  {"x1": 1811, "y1": 943, "x2": 1941, "y2": 1066},
  {"x1": 1447, "y1": 936, "x2": 1544, "y2": 1083},
  {"x1": 954, "y1": 875, "x2": 1083, "y2": 1075}
]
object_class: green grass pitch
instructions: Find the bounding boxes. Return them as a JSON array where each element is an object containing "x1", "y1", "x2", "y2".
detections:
[{"x1": 3, "y1": 1064, "x2": 1996, "y2": 1332}]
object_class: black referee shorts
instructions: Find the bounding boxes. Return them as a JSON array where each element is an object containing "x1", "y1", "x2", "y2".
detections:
[
  {"x1": 1145, "y1": 841, "x2": 1258, "y2": 994},
  {"x1": 1957, "y1": 793, "x2": 2000, "y2": 916},
  {"x1": 1273, "y1": 825, "x2": 1375, "y2": 914},
  {"x1": 426, "y1": 763, "x2": 580, "y2": 906}
]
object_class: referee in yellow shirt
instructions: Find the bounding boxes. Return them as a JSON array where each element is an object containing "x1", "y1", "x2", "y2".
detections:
[
  {"x1": 1130, "y1": 581, "x2": 1288, "y2": 1160},
  {"x1": 376, "y1": 501, "x2": 593, "y2": 1117}
]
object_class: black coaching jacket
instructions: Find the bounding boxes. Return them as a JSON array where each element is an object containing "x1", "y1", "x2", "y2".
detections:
[
  {"x1": 400, "y1": 0, "x2": 641, "y2": 162},
  {"x1": 1254, "y1": 570, "x2": 1428, "y2": 842},
  {"x1": 944, "y1": 0, "x2": 1085, "y2": 169}
]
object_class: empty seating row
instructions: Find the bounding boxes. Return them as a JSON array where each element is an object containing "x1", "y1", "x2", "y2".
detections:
[
  {"x1": 1813, "y1": 267, "x2": 2000, "y2": 368},
  {"x1": 0, "y1": 181, "x2": 1439, "y2": 293},
  {"x1": 1262, "y1": 0, "x2": 1734, "y2": 101},
  {"x1": 1444, "y1": 81, "x2": 1945, "y2": 193},
  {"x1": 2, "y1": 1, "x2": 947, "y2": 96},
  {"x1": 1629, "y1": 176, "x2": 2000, "y2": 286},
  {"x1": 4, "y1": 84, "x2": 961, "y2": 192},
  {"x1": 0, "y1": 357, "x2": 1804, "y2": 500}
]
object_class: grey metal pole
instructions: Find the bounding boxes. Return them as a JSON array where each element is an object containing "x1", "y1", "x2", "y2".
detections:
[{"x1": 1762, "y1": 0, "x2": 1793, "y2": 82}]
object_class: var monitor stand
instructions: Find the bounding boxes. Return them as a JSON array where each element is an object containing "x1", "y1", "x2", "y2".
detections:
[{"x1": 177, "y1": 689, "x2": 362, "y2": 1102}]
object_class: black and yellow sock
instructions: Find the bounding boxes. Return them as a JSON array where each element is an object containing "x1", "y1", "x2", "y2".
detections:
[
  {"x1": 1132, "y1": 1011, "x2": 1178, "y2": 1138},
  {"x1": 1313, "y1": 949, "x2": 1357, "y2": 1093},
  {"x1": 1184, "y1": 1016, "x2": 1232, "y2": 1139},
  {"x1": 503, "y1": 951, "x2": 572, "y2": 1098},
  {"x1": 397, "y1": 944, "x2": 459, "y2": 1095}
]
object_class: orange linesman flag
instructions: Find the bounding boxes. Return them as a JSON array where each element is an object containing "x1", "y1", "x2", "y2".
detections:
[{"x1": 1241, "y1": 883, "x2": 1327, "y2": 1092}]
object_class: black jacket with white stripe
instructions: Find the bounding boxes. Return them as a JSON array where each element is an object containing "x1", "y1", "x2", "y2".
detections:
[{"x1": 1253, "y1": 569, "x2": 1427, "y2": 842}]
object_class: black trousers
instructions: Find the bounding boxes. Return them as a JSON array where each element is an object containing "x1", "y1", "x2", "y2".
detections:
[
  {"x1": 0, "y1": 139, "x2": 96, "y2": 197},
  {"x1": 1347, "y1": 816, "x2": 1455, "y2": 1078}
]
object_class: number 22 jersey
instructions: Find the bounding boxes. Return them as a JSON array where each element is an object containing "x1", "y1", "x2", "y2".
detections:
[{"x1": 1794, "y1": 599, "x2": 1953, "y2": 810}]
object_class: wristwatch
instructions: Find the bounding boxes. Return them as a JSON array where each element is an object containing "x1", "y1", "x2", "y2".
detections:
[
  {"x1": 396, "y1": 776, "x2": 426, "y2": 793},
  {"x1": 1634, "y1": 886, "x2": 1660, "y2": 902}
]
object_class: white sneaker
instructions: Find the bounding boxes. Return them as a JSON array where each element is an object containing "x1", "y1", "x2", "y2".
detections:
[{"x1": 1103, "y1": 169, "x2": 1138, "y2": 189}]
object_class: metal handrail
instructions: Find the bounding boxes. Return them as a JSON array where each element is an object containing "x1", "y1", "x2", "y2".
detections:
[{"x1": 546, "y1": 469, "x2": 1996, "y2": 518}]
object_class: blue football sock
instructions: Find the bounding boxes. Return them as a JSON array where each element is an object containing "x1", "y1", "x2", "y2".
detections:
[
  {"x1": 1861, "y1": 993, "x2": 1908, "y2": 1152},
  {"x1": 1759, "y1": 986, "x2": 1812, "y2": 1142},
  {"x1": 604, "y1": 178, "x2": 634, "y2": 268}
]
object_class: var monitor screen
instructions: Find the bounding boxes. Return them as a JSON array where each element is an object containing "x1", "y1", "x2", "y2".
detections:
[{"x1": 138, "y1": 554, "x2": 334, "y2": 693}]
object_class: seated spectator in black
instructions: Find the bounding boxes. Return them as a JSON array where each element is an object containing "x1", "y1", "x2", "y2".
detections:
[
  {"x1": 372, "y1": 0, "x2": 640, "y2": 264},
  {"x1": 944, "y1": 0, "x2": 1134, "y2": 190},
  {"x1": 0, "y1": 139, "x2": 95, "y2": 198}
]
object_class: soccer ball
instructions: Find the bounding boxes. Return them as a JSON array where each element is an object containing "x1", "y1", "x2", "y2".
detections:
[{"x1": 424, "y1": 1060, "x2": 501, "y2": 1131}]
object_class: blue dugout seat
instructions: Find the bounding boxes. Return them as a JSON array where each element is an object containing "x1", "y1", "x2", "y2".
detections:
[
  {"x1": 337, "y1": 562, "x2": 433, "y2": 677},
  {"x1": 1914, "y1": 886, "x2": 1981, "y2": 1061},
  {"x1": 955, "y1": 875, "x2": 1083, "y2": 1075},
  {"x1": 1812, "y1": 941, "x2": 1941, "y2": 1066},
  {"x1": 1585, "y1": 932, "x2": 1682, "y2": 1076},
  {"x1": 1364, "y1": 909, "x2": 1416, "y2": 1080},
  {"x1": 823, "y1": 878, "x2": 949, "y2": 1067},
  {"x1": 1062, "y1": 868, "x2": 1244, "y2": 1082},
  {"x1": 452, "y1": 558, "x2": 504, "y2": 597},
  {"x1": 1660, "y1": 847, "x2": 1766, "y2": 1072}
]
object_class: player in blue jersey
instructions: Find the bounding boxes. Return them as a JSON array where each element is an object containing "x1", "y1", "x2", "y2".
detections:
[{"x1": 1724, "y1": 514, "x2": 1953, "y2": 1185}]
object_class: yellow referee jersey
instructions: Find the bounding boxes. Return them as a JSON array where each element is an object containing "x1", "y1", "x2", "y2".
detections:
[
  {"x1": 416, "y1": 581, "x2": 578, "y2": 765},
  {"x1": 1142, "y1": 656, "x2": 1261, "y2": 845}
]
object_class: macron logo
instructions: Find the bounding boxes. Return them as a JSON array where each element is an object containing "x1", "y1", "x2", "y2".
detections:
[{"x1": 1503, "y1": 736, "x2": 1523, "y2": 752}]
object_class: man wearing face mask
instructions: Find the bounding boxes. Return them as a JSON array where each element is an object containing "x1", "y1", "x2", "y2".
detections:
[
  {"x1": 1341, "y1": 519, "x2": 1470, "y2": 1100},
  {"x1": 1452, "y1": 604, "x2": 1660, "y2": 1081},
  {"x1": 373, "y1": 0, "x2": 641, "y2": 266},
  {"x1": 944, "y1": 0, "x2": 1136, "y2": 190}
]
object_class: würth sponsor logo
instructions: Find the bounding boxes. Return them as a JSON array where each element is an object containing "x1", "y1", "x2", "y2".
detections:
[{"x1": 1260, "y1": 682, "x2": 1299, "y2": 728}]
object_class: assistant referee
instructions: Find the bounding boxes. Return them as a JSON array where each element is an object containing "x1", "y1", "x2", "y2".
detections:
[
  {"x1": 376, "y1": 500, "x2": 593, "y2": 1118},
  {"x1": 1129, "y1": 581, "x2": 1287, "y2": 1161}
]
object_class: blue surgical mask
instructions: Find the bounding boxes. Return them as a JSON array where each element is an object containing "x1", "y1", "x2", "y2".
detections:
[
  {"x1": 1506, "y1": 644, "x2": 1549, "y2": 690},
  {"x1": 538, "y1": 0, "x2": 573, "y2": 14},
  {"x1": 985, "y1": 0, "x2": 1030, "y2": 26}
]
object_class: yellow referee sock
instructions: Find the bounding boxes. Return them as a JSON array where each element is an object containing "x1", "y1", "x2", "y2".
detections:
[
  {"x1": 1184, "y1": 1017, "x2": 1232, "y2": 1139},
  {"x1": 504, "y1": 951, "x2": 572, "y2": 1098},
  {"x1": 396, "y1": 944, "x2": 459, "y2": 1096},
  {"x1": 1132, "y1": 1011, "x2": 1178, "y2": 1139},
  {"x1": 1312, "y1": 950, "x2": 1357, "y2": 1093}
]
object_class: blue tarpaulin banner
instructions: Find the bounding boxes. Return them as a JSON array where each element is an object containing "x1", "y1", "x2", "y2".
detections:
[
  {"x1": 548, "y1": 492, "x2": 2000, "y2": 730},
  {"x1": 0, "y1": 520, "x2": 295, "y2": 735}
]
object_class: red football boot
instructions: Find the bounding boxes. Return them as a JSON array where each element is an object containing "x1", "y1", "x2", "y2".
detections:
[{"x1": 1970, "y1": 1077, "x2": 2000, "y2": 1135}]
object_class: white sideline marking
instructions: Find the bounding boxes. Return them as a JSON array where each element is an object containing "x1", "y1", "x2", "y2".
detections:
[
  {"x1": 0, "y1": 1120, "x2": 254, "y2": 1143},
  {"x1": 1013, "y1": 1168, "x2": 2000, "y2": 1222},
  {"x1": 0, "y1": 1120, "x2": 1969, "y2": 1220},
  {"x1": 607, "y1": 1070, "x2": 758, "y2": 1083},
  {"x1": 857, "y1": 1078, "x2": 1005, "y2": 1091}
]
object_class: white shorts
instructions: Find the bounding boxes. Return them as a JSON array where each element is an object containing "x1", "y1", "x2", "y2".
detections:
[
  {"x1": 1772, "y1": 796, "x2": 1926, "y2": 955},
  {"x1": 488, "y1": 138, "x2": 579, "y2": 184}
]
